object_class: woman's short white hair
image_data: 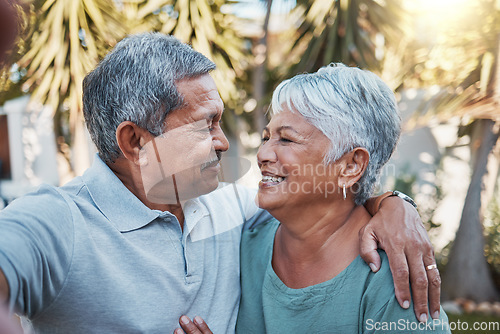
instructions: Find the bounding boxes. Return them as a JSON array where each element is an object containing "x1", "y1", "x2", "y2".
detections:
[{"x1": 270, "y1": 63, "x2": 401, "y2": 205}]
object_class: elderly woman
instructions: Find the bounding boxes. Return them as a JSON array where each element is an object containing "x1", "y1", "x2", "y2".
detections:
[{"x1": 234, "y1": 63, "x2": 450, "y2": 333}]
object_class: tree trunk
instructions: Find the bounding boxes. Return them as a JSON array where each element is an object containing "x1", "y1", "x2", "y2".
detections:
[
  {"x1": 252, "y1": 0, "x2": 273, "y2": 133},
  {"x1": 442, "y1": 119, "x2": 500, "y2": 302}
]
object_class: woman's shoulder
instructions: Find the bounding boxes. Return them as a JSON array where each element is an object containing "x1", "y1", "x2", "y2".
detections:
[
  {"x1": 243, "y1": 217, "x2": 280, "y2": 241},
  {"x1": 360, "y1": 250, "x2": 414, "y2": 317},
  {"x1": 352, "y1": 250, "x2": 398, "y2": 310},
  {"x1": 240, "y1": 217, "x2": 279, "y2": 268},
  {"x1": 360, "y1": 250, "x2": 451, "y2": 333},
  {"x1": 363, "y1": 250, "x2": 394, "y2": 289}
]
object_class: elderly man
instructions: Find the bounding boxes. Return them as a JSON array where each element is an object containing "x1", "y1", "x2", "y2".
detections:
[{"x1": 0, "y1": 33, "x2": 439, "y2": 333}]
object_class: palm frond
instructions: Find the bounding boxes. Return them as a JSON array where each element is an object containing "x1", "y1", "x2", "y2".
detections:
[
  {"x1": 16, "y1": 0, "x2": 124, "y2": 135},
  {"x1": 277, "y1": 0, "x2": 410, "y2": 79}
]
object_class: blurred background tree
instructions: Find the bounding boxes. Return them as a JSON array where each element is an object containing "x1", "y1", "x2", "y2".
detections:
[
  {"x1": 0, "y1": 0, "x2": 249, "y2": 174},
  {"x1": 404, "y1": 0, "x2": 500, "y2": 302},
  {"x1": 0, "y1": 0, "x2": 128, "y2": 174},
  {"x1": 0, "y1": 0, "x2": 420, "y2": 171},
  {"x1": 277, "y1": 0, "x2": 409, "y2": 75},
  {"x1": 245, "y1": 0, "x2": 411, "y2": 133}
]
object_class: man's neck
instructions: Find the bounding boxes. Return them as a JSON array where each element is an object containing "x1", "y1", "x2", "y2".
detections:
[{"x1": 107, "y1": 158, "x2": 186, "y2": 228}]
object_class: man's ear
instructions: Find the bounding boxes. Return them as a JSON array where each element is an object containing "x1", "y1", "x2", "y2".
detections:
[
  {"x1": 116, "y1": 121, "x2": 151, "y2": 165},
  {"x1": 338, "y1": 147, "x2": 370, "y2": 187}
]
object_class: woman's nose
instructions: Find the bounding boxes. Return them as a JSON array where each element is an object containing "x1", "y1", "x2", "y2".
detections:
[{"x1": 257, "y1": 140, "x2": 277, "y2": 167}]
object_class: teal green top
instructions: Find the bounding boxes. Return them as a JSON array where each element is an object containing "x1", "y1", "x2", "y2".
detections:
[{"x1": 236, "y1": 219, "x2": 450, "y2": 334}]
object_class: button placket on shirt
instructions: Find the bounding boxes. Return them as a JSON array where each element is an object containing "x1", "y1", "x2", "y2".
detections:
[
  {"x1": 182, "y1": 204, "x2": 208, "y2": 283},
  {"x1": 156, "y1": 212, "x2": 188, "y2": 276}
]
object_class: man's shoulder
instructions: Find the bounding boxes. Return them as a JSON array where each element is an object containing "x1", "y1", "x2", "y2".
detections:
[
  {"x1": 7, "y1": 183, "x2": 70, "y2": 208},
  {"x1": 59, "y1": 175, "x2": 86, "y2": 194},
  {"x1": 1, "y1": 176, "x2": 88, "y2": 220},
  {"x1": 0, "y1": 183, "x2": 79, "y2": 245}
]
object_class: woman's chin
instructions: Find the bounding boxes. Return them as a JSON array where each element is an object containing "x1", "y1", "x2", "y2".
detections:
[{"x1": 256, "y1": 192, "x2": 282, "y2": 212}]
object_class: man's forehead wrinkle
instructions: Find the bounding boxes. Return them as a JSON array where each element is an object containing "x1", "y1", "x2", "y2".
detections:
[{"x1": 195, "y1": 91, "x2": 222, "y2": 109}]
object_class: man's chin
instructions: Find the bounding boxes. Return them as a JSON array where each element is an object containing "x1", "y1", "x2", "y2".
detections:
[
  {"x1": 145, "y1": 182, "x2": 182, "y2": 204},
  {"x1": 194, "y1": 176, "x2": 220, "y2": 196},
  {"x1": 145, "y1": 173, "x2": 220, "y2": 204},
  {"x1": 175, "y1": 177, "x2": 220, "y2": 201}
]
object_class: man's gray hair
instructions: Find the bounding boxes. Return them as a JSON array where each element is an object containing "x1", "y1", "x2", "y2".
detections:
[
  {"x1": 270, "y1": 63, "x2": 401, "y2": 205},
  {"x1": 83, "y1": 32, "x2": 216, "y2": 163}
]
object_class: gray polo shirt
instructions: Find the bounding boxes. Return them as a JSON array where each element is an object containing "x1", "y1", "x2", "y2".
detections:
[{"x1": 0, "y1": 155, "x2": 260, "y2": 333}]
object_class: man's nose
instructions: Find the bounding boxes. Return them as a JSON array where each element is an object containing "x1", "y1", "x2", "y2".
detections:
[{"x1": 213, "y1": 128, "x2": 229, "y2": 153}]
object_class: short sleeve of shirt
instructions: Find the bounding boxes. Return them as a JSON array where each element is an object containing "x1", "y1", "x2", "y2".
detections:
[
  {"x1": 0, "y1": 184, "x2": 74, "y2": 317},
  {"x1": 225, "y1": 184, "x2": 274, "y2": 231},
  {"x1": 212, "y1": 183, "x2": 272, "y2": 230},
  {"x1": 231, "y1": 184, "x2": 259, "y2": 220}
]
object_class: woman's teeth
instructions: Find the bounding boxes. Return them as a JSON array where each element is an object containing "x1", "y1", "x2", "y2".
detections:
[{"x1": 262, "y1": 175, "x2": 285, "y2": 183}]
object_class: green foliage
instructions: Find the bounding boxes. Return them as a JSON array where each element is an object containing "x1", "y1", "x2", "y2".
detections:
[
  {"x1": 393, "y1": 168, "x2": 417, "y2": 199},
  {"x1": 392, "y1": 165, "x2": 443, "y2": 233},
  {"x1": 447, "y1": 313, "x2": 500, "y2": 334},
  {"x1": 160, "y1": 0, "x2": 250, "y2": 114},
  {"x1": 407, "y1": 0, "x2": 500, "y2": 126},
  {"x1": 1, "y1": 0, "x2": 419, "y2": 146},
  {"x1": 0, "y1": 0, "x2": 126, "y2": 145},
  {"x1": 438, "y1": 196, "x2": 500, "y2": 289},
  {"x1": 484, "y1": 198, "x2": 500, "y2": 288},
  {"x1": 402, "y1": 1, "x2": 492, "y2": 89},
  {"x1": 0, "y1": 0, "x2": 251, "y2": 155},
  {"x1": 275, "y1": 0, "x2": 410, "y2": 79}
]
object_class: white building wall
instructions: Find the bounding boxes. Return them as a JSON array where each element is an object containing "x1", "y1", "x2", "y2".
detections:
[{"x1": 0, "y1": 96, "x2": 59, "y2": 202}]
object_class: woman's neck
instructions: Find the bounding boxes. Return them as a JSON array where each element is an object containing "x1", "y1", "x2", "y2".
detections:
[{"x1": 271, "y1": 203, "x2": 371, "y2": 289}]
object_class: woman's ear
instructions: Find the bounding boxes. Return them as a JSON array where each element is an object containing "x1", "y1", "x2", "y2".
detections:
[
  {"x1": 338, "y1": 147, "x2": 370, "y2": 187},
  {"x1": 116, "y1": 121, "x2": 151, "y2": 165}
]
